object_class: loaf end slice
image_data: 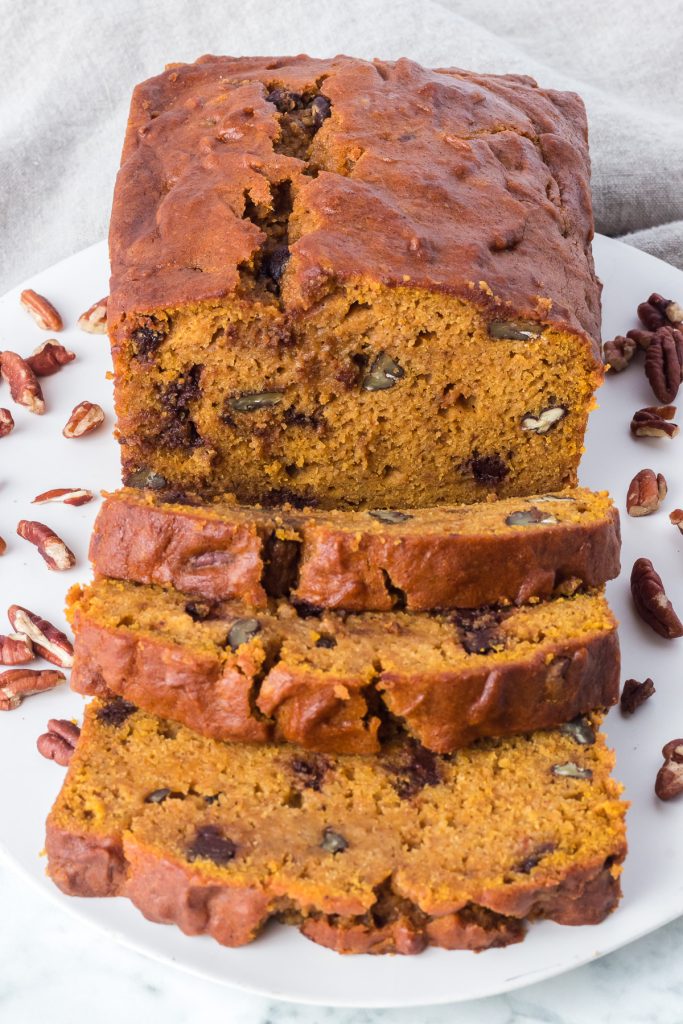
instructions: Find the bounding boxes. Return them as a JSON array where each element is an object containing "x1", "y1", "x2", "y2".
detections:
[{"x1": 109, "y1": 55, "x2": 602, "y2": 508}]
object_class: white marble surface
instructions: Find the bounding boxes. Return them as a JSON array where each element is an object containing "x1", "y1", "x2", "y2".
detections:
[{"x1": 3, "y1": 853, "x2": 682, "y2": 1023}]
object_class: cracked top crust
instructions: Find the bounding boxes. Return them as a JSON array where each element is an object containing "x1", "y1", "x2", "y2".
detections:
[{"x1": 109, "y1": 54, "x2": 601, "y2": 352}]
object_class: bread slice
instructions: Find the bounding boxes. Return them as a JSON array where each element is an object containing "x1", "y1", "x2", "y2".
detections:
[
  {"x1": 46, "y1": 699, "x2": 627, "y2": 955},
  {"x1": 67, "y1": 579, "x2": 619, "y2": 755},
  {"x1": 108, "y1": 56, "x2": 602, "y2": 509},
  {"x1": 90, "y1": 487, "x2": 620, "y2": 612}
]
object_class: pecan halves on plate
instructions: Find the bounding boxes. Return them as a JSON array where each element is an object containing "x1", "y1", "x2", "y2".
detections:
[
  {"x1": 19, "y1": 289, "x2": 63, "y2": 331},
  {"x1": 630, "y1": 405, "x2": 679, "y2": 438},
  {"x1": 603, "y1": 335, "x2": 637, "y2": 371},
  {"x1": 0, "y1": 633, "x2": 34, "y2": 665},
  {"x1": 77, "y1": 297, "x2": 108, "y2": 334},
  {"x1": 0, "y1": 668, "x2": 65, "y2": 710},
  {"x1": 0, "y1": 352, "x2": 45, "y2": 414},
  {"x1": 620, "y1": 677, "x2": 655, "y2": 715},
  {"x1": 16, "y1": 520, "x2": 76, "y2": 571},
  {"x1": 626, "y1": 469, "x2": 667, "y2": 516},
  {"x1": 644, "y1": 326, "x2": 683, "y2": 403},
  {"x1": 26, "y1": 340, "x2": 75, "y2": 377},
  {"x1": 656, "y1": 740, "x2": 683, "y2": 800},
  {"x1": 638, "y1": 293, "x2": 683, "y2": 331},
  {"x1": 631, "y1": 557, "x2": 683, "y2": 638},
  {"x1": 37, "y1": 718, "x2": 81, "y2": 765},
  {"x1": 670, "y1": 509, "x2": 683, "y2": 533},
  {"x1": 7, "y1": 605, "x2": 74, "y2": 667},
  {"x1": 32, "y1": 487, "x2": 94, "y2": 507},
  {"x1": 62, "y1": 401, "x2": 104, "y2": 438},
  {"x1": 0, "y1": 409, "x2": 14, "y2": 437}
]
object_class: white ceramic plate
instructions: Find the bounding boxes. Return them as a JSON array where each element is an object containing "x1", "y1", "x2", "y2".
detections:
[{"x1": 1, "y1": 235, "x2": 682, "y2": 1008}]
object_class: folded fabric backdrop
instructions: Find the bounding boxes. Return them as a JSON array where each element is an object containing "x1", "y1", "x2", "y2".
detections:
[{"x1": 1, "y1": 0, "x2": 681, "y2": 294}]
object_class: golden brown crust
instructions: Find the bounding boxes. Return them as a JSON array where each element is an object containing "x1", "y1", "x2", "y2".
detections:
[
  {"x1": 90, "y1": 493, "x2": 268, "y2": 606},
  {"x1": 109, "y1": 55, "x2": 600, "y2": 347},
  {"x1": 69, "y1": 597, "x2": 620, "y2": 755},
  {"x1": 69, "y1": 612, "x2": 271, "y2": 744},
  {"x1": 90, "y1": 488, "x2": 621, "y2": 612},
  {"x1": 44, "y1": 823, "x2": 623, "y2": 954},
  {"x1": 45, "y1": 824, "x2": 125, "y2": 897}
]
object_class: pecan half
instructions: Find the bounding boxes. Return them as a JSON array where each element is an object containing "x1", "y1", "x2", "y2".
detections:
[
  {"x1": 621, "y1": 677, "x2": 655, "y2": 714},
  {"x1": 0, "y1": 408, "x2": 14, "y2": 437},
  {"x1": 62, "y1": 401, "x2": 104, "y2": 438},
  {"x1": 19, "y1": 289, "x2": 63, "y2": 331},
  {"x1": 631, "y1": 557, "x2": 683, "y2": 638},
  {"x1": 37, "y1": 719, "x2": 81, "y2": 765},
  {"x1": 626, "y1": 469, "x2": 667, "y2": 516},
  {"x1": 0, "y1": 633, "x2": 34, "y2": 665},
  {"x1": 627, "y1": 328, "x2": 655, "y2": 350},
  {"x1": 1, "y1": 352, "x2": 45, "y2": 414},
  {"x1": 32, "y1": 487, "x2": 94, "y2": 507},
  {"x1": 0, "y1": 668, "x2": 65, "y2": 710},
  {"x1": 630, "y1": 405, "x2": 679, "y2": 438},
  {"x1": 655, "y1": 739, "x2": 683, "y2": 800},
  {"x1": 670, "y1": 508, "x2": 683, "y2": 533},
  {"x1": 520, "y1": 406, "x2": 566, "y2": 433},
  {"x1": 0, "y1": 537, "x2": 6, "y2": 556},
  {"x1": 8, "y1": 606, "x2": 73, "y2": 667},
  {"x1": 26, "y1": 340, "x2": 75, "y2": 377},
  {"x1": 644, "y1": 326, "x2": 683, "y2": 403},
  {"x1": 16, "y1": 520, "x2": 76, "y2": 571},
  {"x1": 638, "y1": 293, "x2": 683, "y2": 332},
  {"x1": 77, "y1": 297, "x2": 108, "y2": 334},
  {"x1": 603, "y1": 335, "x2": 637, "y2": 371}
]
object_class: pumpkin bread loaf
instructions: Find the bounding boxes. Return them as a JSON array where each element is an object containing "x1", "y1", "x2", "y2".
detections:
[
  {"x1": 67, "y1": 579, "x2": 619, "y2": 755},
  {"x1": 109, "y1": 55, "x2": 602, "y2": 509},
  {"x1": 90, "y1": 486, "x2": 620, "y2": 611},
  {"x1": 46, "y1": 699, "x2": 627, "y2": 955}
]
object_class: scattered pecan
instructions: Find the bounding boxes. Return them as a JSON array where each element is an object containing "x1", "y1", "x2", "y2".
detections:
[
  {"x1": 32, "y1": 487, "x2": 94, "y2": 506},
  {"x1": 670, "y1": 508, "x2": 683, "y2": 533},
  {"x1": 62, "y1": 401, "x2": 104, "y2": 438},
  {"x1": 19, "y1": 289, "x2": 63, "y2": 331},
  {"x1": 626, "y1": 469, "x2": 667, "y2": 516},
  {"x1": 26, "y1": 340, "x2": 75, "y2": 377},
  {"x1": 603, "y1": 335, "x2": 637, "y2": 371},
  {"x1": 37, "y1": 719, "x2": 81, "y2": 766},
  {"x1": 627, "y1": 328, "x2": 655, "y2": 350},
  {"x1": 621, "y1": 677, "x2": 656, "y2": 714},
  {"x1": 77, "y1": 297, "x2": 108, "y2": 334},
  {"x1": 655, "y1": 739, "x2": 683, "y2": 800},
  {"x1": 0, "y1": 351, "x2": 45, "y2": 414},
  {"x1": 0, "y1": 537, "x2": 6, "y2": 556},
  {"x1": 630, "y1": 405, "x2": 679, "y2": 438},
  {"x1": 0, "y1": 633, "x2": 34, "y2": 665},
  {"x1": 644, "y1": 326, "x2": 683, "y2": 403},
  {"x1": 638, "y1": 293, "x2": 683, "y2": 332},
  {"x1": 8, "y1": 605, "x2": 73, "y2": 667},
  {"x1": 0, "y1": 668, "x2": 65, "y2": 710},
  {"x1": 631, "y1": 557, "x2": 683, "y2": 638},
  {"x1": 0, "y1": 408, "x2": 14, "y2": 437},
  {"x1": 16, "y1": 520, "x2": 76, "y2": 571}
]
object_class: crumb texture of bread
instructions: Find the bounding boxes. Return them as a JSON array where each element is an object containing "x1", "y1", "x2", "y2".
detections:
[
  {"x1": 46, "y1": 701, "x2": 627, "y2": 954},
  {"x1": 67, "y1": 578, "x2": 620, "y2": 754},
  {"x1": 108, "y1": 55, "x2": 603, "y2": 508}
]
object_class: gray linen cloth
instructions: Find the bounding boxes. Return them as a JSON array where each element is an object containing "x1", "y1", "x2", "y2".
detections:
[{"x1": 1, "y1": 0, "x2": 681, "y2": 294}]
